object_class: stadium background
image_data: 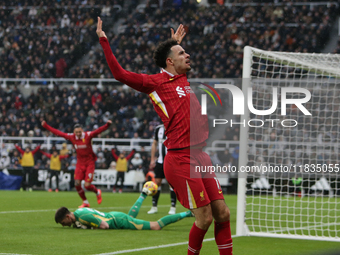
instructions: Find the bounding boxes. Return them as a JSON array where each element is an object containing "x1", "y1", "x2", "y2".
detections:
[{"x1": 1, "y1": 0, "x2": 340, "y2": 254}]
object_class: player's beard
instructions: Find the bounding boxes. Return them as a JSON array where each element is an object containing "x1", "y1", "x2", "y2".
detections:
[{"x1": 185, "y1": 61, "x2": 191, "y2": 72}]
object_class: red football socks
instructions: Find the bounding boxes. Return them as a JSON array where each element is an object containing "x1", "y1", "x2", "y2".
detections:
[
  {"x1": 188, "y1": 223, "x2": 207, "y2": 254},
  {"x1": 214, "y1": 221, "x2": 233, "y2": 255},
  {"x1": 85, "y1": 184, "x2": 98, "y2": 194},
  {"x1": 75, "y1": 185, "x2": 87, "y2": 201}
]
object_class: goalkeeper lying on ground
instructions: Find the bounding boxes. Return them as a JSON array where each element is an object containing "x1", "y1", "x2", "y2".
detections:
[{"x1": 55, "y1": 188, "x2": 193, "y2": 230}]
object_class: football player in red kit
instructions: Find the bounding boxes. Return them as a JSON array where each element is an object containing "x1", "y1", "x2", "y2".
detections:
[
  {"x1": 42, "y1": 120, "x2": 111, "y2": 208},
  {"x1": 97, "y1": 18, "x2": 232, "y2": 255}
]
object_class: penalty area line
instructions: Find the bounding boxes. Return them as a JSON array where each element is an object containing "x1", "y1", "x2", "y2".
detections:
[{"x1": 95, "y1": 235, "x2": 238, "y2": 255}]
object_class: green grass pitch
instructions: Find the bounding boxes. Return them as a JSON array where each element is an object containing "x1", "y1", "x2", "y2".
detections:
[
  {"x1": 245, "y1": 196, "x2": 340, "y2": 237},
  {"x1": 1, "y1": 190, "x2": 339, "y2": 255}
]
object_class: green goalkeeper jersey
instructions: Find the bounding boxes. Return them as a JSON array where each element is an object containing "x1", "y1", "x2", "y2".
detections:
[{"x1": 74, "y1": 208, "x2": 151, "y2": 230}]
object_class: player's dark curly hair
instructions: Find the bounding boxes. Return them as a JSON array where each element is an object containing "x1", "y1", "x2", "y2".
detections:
[
  {"x1": 55, "y1": 206, "x2": 71, "y2": 223},
  {"x1": 153, "y1": 39, "x2": 178, "y2": 68}
]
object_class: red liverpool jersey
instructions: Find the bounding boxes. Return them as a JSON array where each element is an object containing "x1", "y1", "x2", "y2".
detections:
[
  {"x1": 43, "y1": 123, "x2": 110, "y2": 164},
  {"x1": 100, "y1": 37, "x2": 208, "y2": 149}
]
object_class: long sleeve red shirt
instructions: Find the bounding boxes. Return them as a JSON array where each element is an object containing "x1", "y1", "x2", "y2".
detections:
[
  {"x1": 42, "y1": 123, "x2": 110, "y2": 164},
  {"x1": 100, "y1": 37, "x2": 208, "y2": 149}
]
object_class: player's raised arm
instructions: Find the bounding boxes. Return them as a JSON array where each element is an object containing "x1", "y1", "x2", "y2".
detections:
[
  {"x1": 97, "y1": 17, "x2": 153, "y2": 94},
  {"x1": 89, "y1": 120, "x2": 111, "y2": 138},
  {"x1": 171, "y1": 24, "x2": 186, "y2": 44},
  {"x1": 59, "y1": 154, "x2": 69, "y2": 160},
  {"x1": 14, "y1": 144, "x2": 24, "y2": 154},
  {"x1": 40, "y1": 149, "x2": 51, "y2": 158},
  {"x1": 111, "y1": 148, "x2": 119, "y2": 160},
  {"x1": 126, "y1": 148, "x2": 136, "y2": 160},
  {"x1": 41, "y1": 120, "x2": 71, "y2": 140},
  {"x1": 96, "y1": 17, "x2": 107, "y2": 39},
  {"x1": 31, "y1": 145, "x2": 41, "y2": 155}
]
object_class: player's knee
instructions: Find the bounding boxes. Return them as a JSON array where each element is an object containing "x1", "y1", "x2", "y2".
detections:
[
  {"x1": 84, "y1": 182, "x2": 91, "y2": 188},
  {"x1": 193, "y1": 205, "x2": 213, "y2": 229},
  {"x1": 197, "y1": 214, "x2": 213, "y2": 228},
  {"x1": 195, "y1": 209, "x2": 213, "y2": 228},
  {"x1": 205, "y1": 214, "x2": 214, "y2": 226},
  {"x1": 214, "y1": 204, "x2": 230, "y2": 222},
  {"x1": 222, "y1": 206, "x2": 231, "y2": 222},
  {"x1": 150, "y1": 222, "x2": 161, "y2": 230},
  {"x1": 74, "y1": 180, "x2": 81, "y2": 187}
]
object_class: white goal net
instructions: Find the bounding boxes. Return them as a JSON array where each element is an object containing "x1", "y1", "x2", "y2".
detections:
[{"x1": 236, "y1": 46, "x2": 340, "y2": 241}]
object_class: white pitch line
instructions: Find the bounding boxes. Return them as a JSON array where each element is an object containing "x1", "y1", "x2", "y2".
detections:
[
  {"x1": 0, "y1": 209, "x2": 55, "y2": 214},
  {"x1": 0, "y1": 205, "x2": 173, "y2": 214},
  {"x1": 0, "y1": 253, "x2": 32, "y2": 255},
  {"x1": 94, "y1": 235, "x2": 239, "y2": 255},
  {"x1": 95, "y1": 239, "x2": 213, "y2": 255}
]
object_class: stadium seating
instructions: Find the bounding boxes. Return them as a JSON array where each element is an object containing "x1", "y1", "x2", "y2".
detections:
[
  {"x1": 0, "y1": 1, "x2": 122, "y2": 78},
  {"x1": 72, "y1": 1, "x2": 339, "y2": 79},
  {"x1": 0, "y1": 1, "x2": 338, "y2": 79}
]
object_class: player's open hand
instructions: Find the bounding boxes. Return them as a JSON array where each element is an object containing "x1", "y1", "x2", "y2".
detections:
[
  {"x1": 41, "y1": 120, "x2": 46, "y2": 126},
  {"x1": 171, "y1": 24, "x2": 186, "y2": 44},
  {"x1": 107, "y1": 120, "x2": 112, "y2": 125},
  {"x1": 96, "y1": 17, "x2": 107, "y2": 38}
]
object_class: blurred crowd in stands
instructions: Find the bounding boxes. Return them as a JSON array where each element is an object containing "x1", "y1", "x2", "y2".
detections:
[
  {"x1": 0, "y1": 0, "x2": 339, "y2": 79},
  {"x1": 107, "y1": 0, "x2": 339, "y2": 79},
  {"x1": 0, "y1": 84, "x2": 160, "y2": 139},
  {"x1": 0, "y1": 0, "x2": 123, "y2": 78},
  {"x1": 335, "y1": 37, "x2": 340, "y2": 54}
]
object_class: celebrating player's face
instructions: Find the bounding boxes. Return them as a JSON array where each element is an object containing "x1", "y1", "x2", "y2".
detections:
[
  {"x1": 73, "y1": 127, "x2": 83, "y2": 139},
  {"x1": 169, "y1": 45, "x2": 191, "y2": 74}
]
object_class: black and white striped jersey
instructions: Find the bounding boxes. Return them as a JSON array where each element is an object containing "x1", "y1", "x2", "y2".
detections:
[{"x1": 154, "y1": 124, "x2": 167, "y2": 164}]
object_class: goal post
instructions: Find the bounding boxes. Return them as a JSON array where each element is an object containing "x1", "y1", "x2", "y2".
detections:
[
  {"x1": 237, "y1": 46, "x2": 340, "y2": 241},
  {"x1": 236, "y1": 46, "x2": 251, "y2": 236}
]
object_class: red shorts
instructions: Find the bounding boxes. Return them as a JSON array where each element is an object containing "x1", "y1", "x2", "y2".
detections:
[
  {"x1": 164, "y1": 149, "x2": 224, "y2": 209},
  {"x1": 74, "y1": 161, "x2": 95, "y2": 182}
]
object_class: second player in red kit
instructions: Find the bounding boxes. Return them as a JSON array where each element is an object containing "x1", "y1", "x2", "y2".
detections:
[{"x1": 42, "y1": 120, "x2": 111, "y2": 208}]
